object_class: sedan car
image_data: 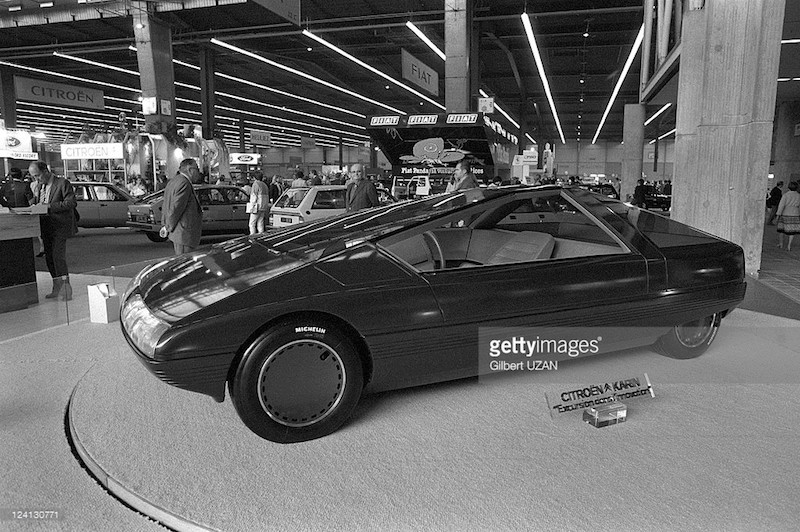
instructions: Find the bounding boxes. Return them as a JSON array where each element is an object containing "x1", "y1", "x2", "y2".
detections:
[
  {"x1": 121, "y1": 186, "x2": 746, "y2": 443},
  {"x1": 643, "y1": 185, "x2": 671, "y2": 210},
  {"x1": 269, "y1": 184, "x2": 396, "y2": 227},
  {"x1": 127, "y1": 184, "x2": 250, "y2": 242},
  {"x1": 72, "y1": 182, "x2": 135, "y2": 227}
]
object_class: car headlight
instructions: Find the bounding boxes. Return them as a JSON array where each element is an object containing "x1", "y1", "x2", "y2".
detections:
[{"x1": 121, "y1": 293, "x2": 170, "y2": 358}]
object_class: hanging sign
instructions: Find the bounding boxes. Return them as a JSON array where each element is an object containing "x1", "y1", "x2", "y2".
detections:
[
  {"x1": 401, "y1": 49, "x2": 439, "y2": 96},
  {"x1": 229, "y1": 153, "x2": 261, "y2": 165},
  {"x1": 250, "y1": 130, "x2": 272, "y2": 146},
  {"x1": 61, "y1": 143, "x2": 124, "y2": 160},
  {"x1": 15, "y1": 76, "x2": 105, "y2": 111}
]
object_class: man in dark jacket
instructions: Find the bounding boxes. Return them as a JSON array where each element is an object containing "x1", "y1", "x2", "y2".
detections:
[
  {"x1": 29, "y1": 161, "x2": 78, "y2": 300},
  {"x1": 632, "y1": 179, "x2": 647, "y2": 208},
  {"x1": 162, "y1": 158, "x2": 203, "y2": 255},
  {"x1": 345, "y1": 164, "x2": 378, "y2": 212},
  {"x1": 0, "y1": 167, "x2": 33, "y2": 207}
]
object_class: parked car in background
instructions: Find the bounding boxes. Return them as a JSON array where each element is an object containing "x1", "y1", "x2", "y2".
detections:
[
  {"x1": 269, "y1": 185, "x2": 396, "y2": 227},
  {"x1": 579, "y1": 183, "x2": 619, "y2": 200},
  {"x1": 643, "y1": 185, "x2": 671, "y2": 211},
  {"x1": 127, "y1": 184, "x2": 250, "y2": 242},
  {"x1": 72, "y1": 182, "x2": 135, "y2": 227}
]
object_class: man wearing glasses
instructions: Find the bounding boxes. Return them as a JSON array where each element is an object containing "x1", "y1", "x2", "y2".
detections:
[{"x1": 345, "y1": 164, "x2": 378, "y2": 212}]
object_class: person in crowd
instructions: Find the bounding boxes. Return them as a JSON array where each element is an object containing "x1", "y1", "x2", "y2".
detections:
[
  {"x1": 291, "y1": 170, "x2": 306, "y2": 188},
  {"x1": 767, "y1": 181, "x2": 784, "y2": 225},
  {"x1": 308, "y1": 170, "x2": 322, "y2": 186},
  {"x1": 776, "y1": 181, "x2": 800, "y2": 251},
  {"x1": 452, "y1": 160, "x2": 480, "y2": 191},
  {"x1": 161, "y1": 158, "x2": 203, "y2": 255},
  {"x1": 614, "y1": 177, "x2": 622, "y2": 198},
  {"x1": 248, "y1": 171, "x2": 270, "y2": 234},
  {"x1": 662, "y1": 180, "x2": 672, "y2": 195},
  {"x1": 29, "y1": 161, "x2": 78, "y2": 301},
  {"x1": 345, "y1": 164, "x2": 378, "y2": 212},
  {"x1": 155, "y1": 171, "x2": 168, "y2": 191},
  {"x1": 0, "y1": 167, "x2": 34, "y2": 208},
  {"x1": 27, "y1": 169, "x2": 46, "y2": 256},
  {"x1": 632, "y1": 178, "x2": 647, "y2": 208},
  {"x1": 269, "y1": 175, "x2": 283, "y2": 203},
  {"x1": 129, "y1": 177, "x2": 147, "y2": 197},
  {"x1": 331, "y1": 172, "x2": 344, "y2": 185}
]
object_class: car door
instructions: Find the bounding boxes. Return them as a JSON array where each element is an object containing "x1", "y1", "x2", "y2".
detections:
[
  {"x1": 387, "y1": 189, "x2": 651, "y2": 375},
  {"x1": 92, "y1": 184, "x2": 131, "y2": 227},
  {"x1": 226, "y1": 187, "x2": 250, "y2": 232},
  {"x1": 73, "y1": 184, "x2": 99, "y2": 227}
]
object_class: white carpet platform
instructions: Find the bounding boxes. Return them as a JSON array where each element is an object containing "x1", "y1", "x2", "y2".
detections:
[{"x1": 65, "y1": 309, "x2": 800, "y2": 532}]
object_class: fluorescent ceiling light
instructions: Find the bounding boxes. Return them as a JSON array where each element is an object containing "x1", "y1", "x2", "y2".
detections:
[
  {"x1": 648, "y1": 127, "x2": 676, "y2": 144},
  {"x1": 54, "y1": 51, "x2": 139, "y2": 76},
  {"x1": 521, "y1": 13, "x2": 566, "y2": 145},
  {"x1": 406, "y1": 21, "x2": 446, "y2": 61},
  {"x1": 0, "y1": 60, "x2": 138, "y2": 92},
  {"x1": 644, "y1": 103, "x2": 672, "y2": 126},
  {"x1": 592, "y1": 24, "x2": 645, "y2": 144},
  {"x1": 8, "y1": 5, "x2": 22, "y2": 11},
  {"x1": 525, "y1": 133, "x2": 536, "y2": 144},
  {"x1": 40, "y1": 2, "x2": 53, "y2": 7},
  {"x1": 211, "y1": 38, "x2": 406, "y2": 114},
  {"x1": 479, "y1": 88, "x2": 520, "y2": 130},
  {"x1": 302, "y1": 29, "x2": 445, "y2": 111},
  {"x1": 782, "y1": 38, "x2": 800, "y2": 44}
]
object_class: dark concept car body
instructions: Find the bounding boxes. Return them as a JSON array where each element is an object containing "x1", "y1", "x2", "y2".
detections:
[{"x1": 121, "y1": 186, "x2": 745, "y2": 443}]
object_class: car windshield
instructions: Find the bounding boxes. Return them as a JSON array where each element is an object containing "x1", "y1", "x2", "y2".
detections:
[
  {"x1": 137, "y1": 190, "x2": 164, "y2": 204},
  {"x1": 275, "y1": 188, "x2": 309, "y2": 208},
  {"x1": 252, "y1": 188, "x2": 506, "y2": 254}
]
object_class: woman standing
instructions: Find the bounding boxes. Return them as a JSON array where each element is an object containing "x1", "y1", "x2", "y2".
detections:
[
  {"x1": 776, "y1": 181, "x2": 800, "y2": 251},
  {"x1": 248, "y1": 171, "x2": 270, "y2": 234}
]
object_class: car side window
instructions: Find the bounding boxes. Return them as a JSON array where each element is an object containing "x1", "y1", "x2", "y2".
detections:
[
  {"x1": 312, "y1": 190, "x2": 346, "y2": 209},
  {"x1": 381, "y1": 191, "x2": 628, "y2": 272},
  {"x1": 200, "y1": 189, "x2": 229, "y2": 205},
  {"x1": 93, "y1": 185, "x2": 124, "y2": 201},
  {"x1": 73, "y1": 185, "x2": 90, "y2": 201},
  {"x1": 227, "y1": 189, "x2": 248, "y2": 204}
]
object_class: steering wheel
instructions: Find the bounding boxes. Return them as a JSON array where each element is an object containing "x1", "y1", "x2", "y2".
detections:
[{"x1": 422, "y1": 231, "x2": 445, "y2": 270}]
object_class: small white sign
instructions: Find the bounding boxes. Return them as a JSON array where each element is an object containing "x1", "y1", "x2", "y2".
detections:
[
  {"x1": 1, "y1": 129, "x2": 33, "y2": 152},
  {"x1": 141, "y1": 97, "x2": 157, "y2": 116},
  {"x1": 407, "y1": 115, "x2": 438, "y2": 126},
  {"x1": 61, "y1": 143, "x2": 124, "y2": 160},
  {"x1": 478, "y1": 97, "x2": 495, "y2": 114},
  {"x1": 229, "y1": 153, "x2": 261, "y2": 165},
  {"x1": 401, "y1": 49, "x2": 439, "y2": 97},
  {"x1": 301, "y1": 137, "x2": 316, "y2": 149},
  {"x1": 0, "y1": 150, "x2": 38, "y2": 160},
  {"x1": 160, "y1": 99, "x2": 172, "y2": 116},
  {"x1": 446, "y1": 113, "x2": 478, "y2": 124},
  {"x1": 370, "y1": 116, "x2": 400, "y2": 126}
]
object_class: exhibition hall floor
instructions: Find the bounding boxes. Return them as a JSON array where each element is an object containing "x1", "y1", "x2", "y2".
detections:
[{"x1": 1, "y1": 247, "x2": 799, "y2": 531}]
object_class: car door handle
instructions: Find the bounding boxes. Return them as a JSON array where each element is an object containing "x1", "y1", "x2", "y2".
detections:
[{"x1": 202, "y1": 207, "x2": 210, "y2": 211}]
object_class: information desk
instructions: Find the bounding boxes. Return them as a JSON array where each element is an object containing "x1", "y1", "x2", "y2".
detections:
[{"x1": 0, "y1": 210, "x2": 40, "y2": 313}]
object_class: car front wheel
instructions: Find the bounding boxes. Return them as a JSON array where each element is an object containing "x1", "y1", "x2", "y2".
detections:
[
  {"x1": 655, "y1": 313, "x2": 721, "y2": 359},
  {"x1": 231, "y1": 320, "x2": 364, "y2": 443},
  {"x1": 145, "y1": 231, "x2": 168, "y2": 243}
]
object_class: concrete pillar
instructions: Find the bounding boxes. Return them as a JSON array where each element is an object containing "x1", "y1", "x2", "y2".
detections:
[
  {"x1": 199, "y1": 47, "x2": 216, "y2": 141},
  {"x1": 133, "y1": 4, "x2": 179, "y2": 179},
  {"x1": 673, "y1": 0, "x2": 785, "y2": 277},
  {"x1": 444, "y1": 0, "x2": 473, "y2": 113},
  {"x1": 772, "y1": 101, "x2": 800, "y2": 185},
  {"x1": 622, "y1": 104, "x2": 646, "y2": 201}
]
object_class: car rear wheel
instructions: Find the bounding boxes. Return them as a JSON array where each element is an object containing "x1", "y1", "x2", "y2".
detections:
[
  {"x1": 145, "y1": 231, "x2": 168, "y2": 243},
  {"x1": 231, "y1": 320, "x2": 364, "y2": 443},
  {"x1": 655, "y1": 313, "x2": 721, "y2": 359}
]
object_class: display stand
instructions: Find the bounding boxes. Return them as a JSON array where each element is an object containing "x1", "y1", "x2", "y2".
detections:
[{"x1": 0, "y1": 211, "x2": 40, "y2": 313}]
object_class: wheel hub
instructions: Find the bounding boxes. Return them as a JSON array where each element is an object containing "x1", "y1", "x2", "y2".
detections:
[{"x1": 257, "y1": 340, "x2": 345, "y2": 428}]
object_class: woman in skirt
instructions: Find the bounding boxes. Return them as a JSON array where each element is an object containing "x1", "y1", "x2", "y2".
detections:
[{"x1": 776, "y1": 181, "x2": 800, "y2": 251}]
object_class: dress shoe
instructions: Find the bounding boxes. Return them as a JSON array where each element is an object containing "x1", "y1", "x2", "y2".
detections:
[
  {"x1": 45, "y1": 277, "x2": 63, "y2": 299},
  {"x1": 36, "y1": 251, "x2": 45, "y2": 257}
]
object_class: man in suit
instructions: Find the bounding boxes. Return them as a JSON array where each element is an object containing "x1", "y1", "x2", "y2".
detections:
[
  {"x1": 29, "y1": 161, "x2": 78, "y2": 300},
  {"x1": 345, "y1": 164, "x2": 378, "y2": 212},
  {"x1": 452, "y1": 160, "x2": 480, "y2": 190},
  {"x1": 162, "y1": 158, "x2": 203, "y2": 255}
]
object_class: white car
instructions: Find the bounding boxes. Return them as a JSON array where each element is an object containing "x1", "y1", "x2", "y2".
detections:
[{"x1": 269, "y1": 185, "x2": 396, "y2": 228}]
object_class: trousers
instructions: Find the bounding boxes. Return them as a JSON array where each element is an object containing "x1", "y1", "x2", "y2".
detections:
[{"x1": 42, "y1": 231, "x2": 68, "y2": 278}]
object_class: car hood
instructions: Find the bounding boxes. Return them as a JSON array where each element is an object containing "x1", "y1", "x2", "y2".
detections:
[{"x1": 130, "y1": 235, "x2": 321, "y2": 323}]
